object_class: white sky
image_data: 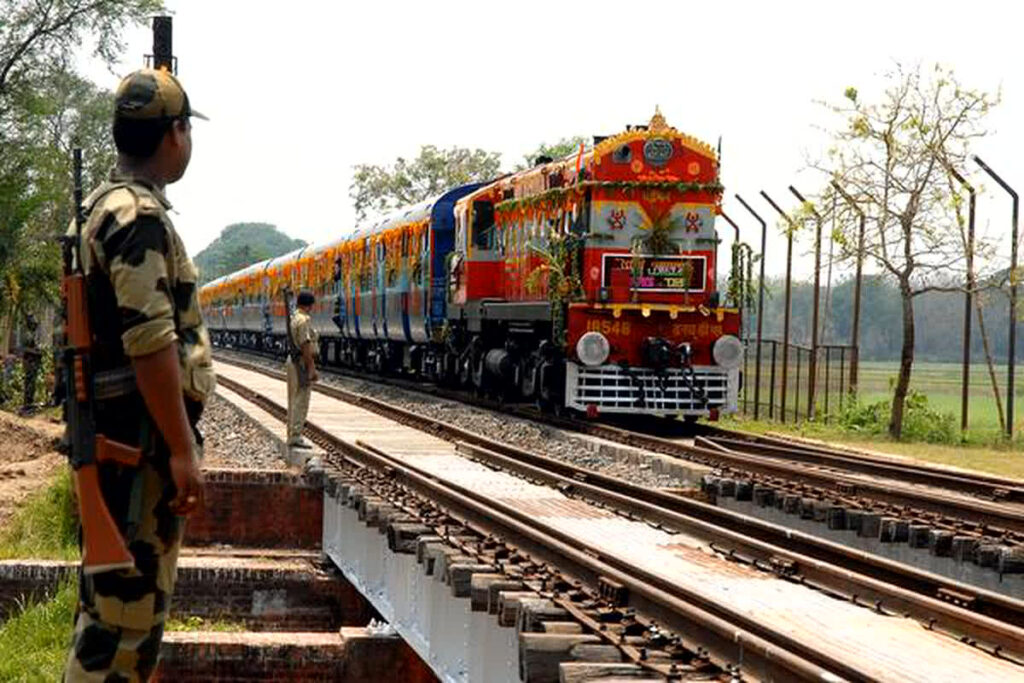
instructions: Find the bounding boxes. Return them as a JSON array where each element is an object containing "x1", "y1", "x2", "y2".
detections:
[{"x1": 81, "y1": 0, "x2": 1024, "y2": 281}]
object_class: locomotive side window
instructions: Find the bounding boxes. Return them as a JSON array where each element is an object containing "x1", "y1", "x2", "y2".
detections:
[
  {"x1": 612, "y1": 144, "x2": 632, "y2": 164},
  {"x1": 472, "y1": 200, "x2": 495, "y2": 250}
]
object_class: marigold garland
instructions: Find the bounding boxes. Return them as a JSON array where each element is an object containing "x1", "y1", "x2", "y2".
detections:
[{"x1": 494, "y1": 179, "x2": 724, "y2": 225}]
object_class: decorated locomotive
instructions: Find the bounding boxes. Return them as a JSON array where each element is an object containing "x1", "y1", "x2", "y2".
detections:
[{"x1": 199, "y1": 110, "x2": 743, "y2": 419}]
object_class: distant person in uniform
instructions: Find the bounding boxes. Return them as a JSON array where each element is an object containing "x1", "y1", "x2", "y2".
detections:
[
  {"x1": 20, "y1": 313, "x2": 43, "y2": 415},
  {"x1": 63, "y1": 67, "x2": 213, "y2": 681},
  {"x1": 287, "y1": 289, "x2": 319, "y2": 449}
]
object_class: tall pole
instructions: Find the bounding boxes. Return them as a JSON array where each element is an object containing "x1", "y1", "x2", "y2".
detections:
[
  {"x1": 789, "y1": 186, "x2": 822, "y2": 420},
  {"x1": 719, "y1": 211, "x2": 742, "y2": 305},
  {"x1": 831, "y1": 181, "x2": 865, "y2": 394},
  {"x1": 761, "y1": 191, "x2": 796, "y2": 423},
  {"x1": 949, "y1": 167, "x2": 976, "y2": 433},
  {"x1": 974, "y1": 156, "x2": 1019, "y2": 439},
  {"x1": 737, "y1": 195, "x2": 767, "y2": 420}
]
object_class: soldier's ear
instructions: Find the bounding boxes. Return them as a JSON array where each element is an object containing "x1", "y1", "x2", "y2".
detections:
[{"x1": 168, "y1": 118, "x2": 190, "y2": 144}]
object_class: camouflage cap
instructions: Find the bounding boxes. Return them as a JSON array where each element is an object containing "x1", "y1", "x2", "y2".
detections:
[{"x1": 114, "y1": 68, "x2": 208, "y2": 121}]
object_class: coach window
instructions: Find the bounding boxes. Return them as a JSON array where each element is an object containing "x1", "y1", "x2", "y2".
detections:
[
  {"x1": 472, "y1": 200, "x2": 495, "y2": 250},
  {"x1": 361, "y1": 242, "x2": 371, "y2": 291}
]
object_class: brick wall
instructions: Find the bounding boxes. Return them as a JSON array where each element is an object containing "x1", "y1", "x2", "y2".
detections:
[
  {"x1": 186, "y1": 468, "x2": 323, "y2": 549},
  {"x1": 1, "y1": 558, "x2": 374, "y2": 631},
  {"x1": 174, "y1": 559, "x2": 376, "y2": 631},
  {"x1": 155, "y1": 628, "x2": 437, "y2": 682},
  {"x1": 0, "y1": 560, "x2": 73, "y2": 620}
]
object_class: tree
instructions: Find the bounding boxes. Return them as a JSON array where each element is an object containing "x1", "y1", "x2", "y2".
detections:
[
  {"x1": 193, "y1": 223, "x2": 306, "y2": 284},
  {"x1": 517, "y1": 136, "x2": 588, "y2": 171},
  {"x1": 350, "y1": 145, "x2": 502, "y2": 222},
  {"x1": 818, "y1": 64, "x2": 998, "y2": 438},
  {"x1": 0, "y1": 0, "x2": 161, "y2": 99},
  {"x1": 0, "y1": 0, "x2": 161, "y2": 355}
]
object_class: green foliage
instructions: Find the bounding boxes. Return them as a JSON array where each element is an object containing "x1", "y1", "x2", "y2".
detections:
[
  {"x1": 1, "y1": 1, "x2": 162, "y2": 349},
  {"x1": 0, "y1": 467, "x2": 79, "y2": 560},
  {"x1": 0, "y1": 1, "x2": 165, "y2": 100},
  {"x1": 193, "y1": 222, "x2": 306, "y2": 284},
  {"x1": 350, "y1": 145, "x2": 502, "y2": 222},
  {"x1": 0, "y1": 576, "x2": 77, "y2": 682},
  {"x1": 517, "y1": 136, "x2": 588, "y2": 171},
  {"x1": 837, "y1": 390, "x2": 957, "y2": 444},
  {"x1": 525, "y1": 235, "x2": 584, "y2": 346}
]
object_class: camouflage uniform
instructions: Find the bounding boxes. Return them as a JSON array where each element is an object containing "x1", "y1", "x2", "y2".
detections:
[
  {"x1": 64, "y1": 68, "x2": 214, "y2": 682},
  {"x1": 286, "y1": 308, "x2": 317, "y2": 445}
]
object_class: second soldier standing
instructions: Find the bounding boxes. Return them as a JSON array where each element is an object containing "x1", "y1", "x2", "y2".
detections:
[{"x1": 287, "y1": 290, "x2": 318, "y2": 450}]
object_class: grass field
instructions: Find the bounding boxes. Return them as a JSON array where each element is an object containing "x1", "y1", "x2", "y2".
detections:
[
  {"x1": 733, "y1": 359, "x2": 1024, "y2": 477},
  {"x1": 856, "y1": 360, "x2": 1022, "y2": 440},
  {"x1": 0, "y1": 469, "x2": 79, "y2": 562},
  {"x1": 0, "y1": 579, "x2": 75, "y2": 682}
]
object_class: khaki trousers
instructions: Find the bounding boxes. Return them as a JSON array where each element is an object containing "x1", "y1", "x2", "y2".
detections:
[{"x1": 286, "y1": 360, "x2": 311, "y2": 444}]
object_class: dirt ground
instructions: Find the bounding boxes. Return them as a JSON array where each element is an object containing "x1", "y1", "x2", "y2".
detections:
[{"x1": 0, "y1": 411, "x2": 64, "y2": 526}]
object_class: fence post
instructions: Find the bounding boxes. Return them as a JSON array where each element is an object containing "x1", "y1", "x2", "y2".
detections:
[
  {"x1": 736, "y1": 195, "x2": 767, "y2": 420},
  {"x1": 761, "y1": 191, "x2": 796, "y2": 424},
  {"x1": 973, "y1": 156, "x2": 1019, "y2": 439},
  {"x1": 949, "y1": 166, "x2": 976, "y2": 434},
  {"x1": 790, "y1": 186, "x2": 822, "y2": 420},
  {"x1": 830, "y1": 181, "x2": 865, "y2": 395}
]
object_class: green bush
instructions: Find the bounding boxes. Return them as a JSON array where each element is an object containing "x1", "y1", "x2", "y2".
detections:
[{"x1": 837, "y1": 390, "x2": 958, "y2": 444}]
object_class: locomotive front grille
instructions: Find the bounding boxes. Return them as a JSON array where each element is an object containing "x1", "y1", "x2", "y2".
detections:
[{"x1": 565, "y1": 363, "x2": 738, "y2": 416}]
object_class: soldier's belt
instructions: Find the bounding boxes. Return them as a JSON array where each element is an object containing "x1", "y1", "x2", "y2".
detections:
[{"x1": 94, "y1": 366, "x2": 138, "y2": 400}]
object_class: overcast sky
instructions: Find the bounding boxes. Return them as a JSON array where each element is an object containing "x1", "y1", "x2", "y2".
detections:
[{"x1": 82, "y1": 0, "x2": 1023, "y2": 281}]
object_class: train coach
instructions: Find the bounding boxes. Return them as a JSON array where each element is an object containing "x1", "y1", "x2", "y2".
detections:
[{"x1": 199, "y1": 110, "x2": 744, "y2": 419}]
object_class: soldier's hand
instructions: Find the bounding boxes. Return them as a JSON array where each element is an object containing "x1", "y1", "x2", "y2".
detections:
[
  {"x1": 310, "y1": 368, "x2": 319, "y2": 383},
  {"x1": 169, "y1": 451, "x2": 204, "y2": 516}
]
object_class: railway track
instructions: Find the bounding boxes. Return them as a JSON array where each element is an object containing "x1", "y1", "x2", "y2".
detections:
[
  {"x1": 696, "y1": 426, "x2": 1024, "y2": 502},
  {"x1": 213, "y1": 357, "x2": 1024, "y2": 681},
  {"x1": 559, "y1": 416, "x2": 1024, "y2": 542},
  {"x1": 214, "y1": 348, "x2": 1024, "y2": 544}
]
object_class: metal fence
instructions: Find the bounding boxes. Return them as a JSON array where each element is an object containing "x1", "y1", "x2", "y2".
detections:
[{"x1": 741, "y1": 338, "x2": 858, "y2": 423}]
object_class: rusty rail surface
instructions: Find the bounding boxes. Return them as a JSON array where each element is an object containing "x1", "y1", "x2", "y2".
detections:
[{"x1": 215, "y1": 361, "x2": 1024, "y2": 668}]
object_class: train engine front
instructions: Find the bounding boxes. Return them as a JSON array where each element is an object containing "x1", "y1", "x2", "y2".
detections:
[{"x1": 562, "y1": 111, "x2": 740, "y2": 418}]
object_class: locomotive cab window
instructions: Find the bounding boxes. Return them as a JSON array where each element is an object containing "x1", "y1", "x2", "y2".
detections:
[
  {"x1": 570, "y1": 190, "x2": 591, "y2": 235},
  {"x1": 472, "y1": 200, "x2": 495, "y2": 250}
]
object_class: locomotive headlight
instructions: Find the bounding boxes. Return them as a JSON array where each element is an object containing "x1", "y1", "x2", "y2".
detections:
[
  {"x1": 576, "y1": 332, "x2": 611, "y2": 367},
  {"x1": 712, "y1": 335, "x2": 744, "y2": 369}
]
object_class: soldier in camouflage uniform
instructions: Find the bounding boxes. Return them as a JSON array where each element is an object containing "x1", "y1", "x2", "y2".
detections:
[{"x1": 63, "y1": 68, "x2": 214, "y2": 682}]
